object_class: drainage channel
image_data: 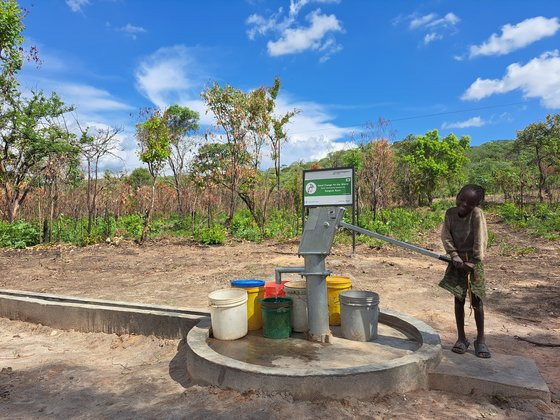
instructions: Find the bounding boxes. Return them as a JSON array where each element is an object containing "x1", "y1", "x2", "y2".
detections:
[
  {"x1": 0, "y1": 289, "x2": 209, "y2": 316},
  {"x1": 0, "y1": 289, "x2": 209, "y2": 339}
]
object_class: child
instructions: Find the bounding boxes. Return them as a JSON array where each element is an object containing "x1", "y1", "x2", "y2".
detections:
[{"x1": 439, "y1": 184, "x2": 490, "y2": 358}]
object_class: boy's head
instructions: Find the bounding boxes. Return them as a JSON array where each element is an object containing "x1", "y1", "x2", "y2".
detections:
[{"x1": 456, "y1": 184, "x2": 485, "y2": 216}]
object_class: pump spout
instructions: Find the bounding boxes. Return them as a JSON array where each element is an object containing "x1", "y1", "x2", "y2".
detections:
[
  {"x1": 338, "y1": 221, "x2": 451, "y2": 263},
  {"x1": 274, "y1": 266, "x2": 305, "y2": 284}
]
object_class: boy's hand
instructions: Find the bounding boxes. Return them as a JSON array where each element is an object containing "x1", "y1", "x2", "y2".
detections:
[
  {"x1": 452, "y1": 256, "x2": 463, "y2": 269},
  {"x1": 463, "y1": 262, "x2": 475, "y2": 271}
]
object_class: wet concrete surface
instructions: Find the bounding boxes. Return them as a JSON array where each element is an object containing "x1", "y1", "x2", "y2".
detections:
[{"x1": 208, "y1": 324, "x2": 421, "y2": 369}]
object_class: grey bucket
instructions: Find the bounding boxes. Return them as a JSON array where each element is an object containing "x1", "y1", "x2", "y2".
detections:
[{"x1": 340, "y1": 290, "x2": 380, "y2": 342}]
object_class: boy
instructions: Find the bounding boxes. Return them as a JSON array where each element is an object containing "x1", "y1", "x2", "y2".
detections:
[{"x1": 439, "y1": 184, "x2": 491, "y2": 358}]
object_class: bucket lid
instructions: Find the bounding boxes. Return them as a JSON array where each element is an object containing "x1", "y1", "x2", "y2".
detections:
[
  {"x1": 326, "y1": 275, "x2": 351, "y2": 285},
  {"x1": 340, "y1": 290, "x2": 379, "y2": 306},
  {"x1": 208, "y1": 288, "x2": 248, "y2": 307},
  {"x1": 231, "y1": 279, "x2": 265, "y2": 288},
  {"x1": 284, "y1": 281, "x2": 306, "y2": 289}
]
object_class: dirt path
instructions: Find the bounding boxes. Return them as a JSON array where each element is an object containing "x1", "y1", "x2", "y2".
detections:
[{"x1": 0, "y1": 216, "x2": 559, "y2": 418}]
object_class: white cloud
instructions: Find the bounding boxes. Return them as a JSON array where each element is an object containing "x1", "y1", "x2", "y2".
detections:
[
  {"x1": 409, "y1": 12, "x2": 459, "y2": 30},
  {"x1": 267, "y1": 10, "x2": 343, "y2": 57},
  {"x1": 404, "y1": 12, "x2": 459, "y2": 45},
  {"x1": 270, "y1": 94, "x2": 354, "y2": 164},
  {"x1": 462, "y1": 50, "x2": 560, "y2": 108},
  {"x1": 56, "y1": 83, "x2": 133, "y2": 112},
  {"x1": 469, "y1": 16, "x2": 560, "y2": 58},
  {"x1": 135, "y1": 44, "x2": 353, "y2": 167},
  {"x1": 246, "y1": 1, "x2": 343, "y2": 61},
  {"x1": 442, "y1": 116, "x2": 485, "y2": 129},
  {"x1": 119, "y1": 24, "x2": 147, "y2": 40},
  {"x1": 66, "y1": 0, "x2": 90, "y2": 13},
  {"x1": 410, "y1": 13, "x2": 437, "y2": 30},
  {"x1": 427, "y1": 12, "x2": 459, "y2": 29},
  {"x1": 424, "y1": 33, "x2": 442, "y2": 45}
]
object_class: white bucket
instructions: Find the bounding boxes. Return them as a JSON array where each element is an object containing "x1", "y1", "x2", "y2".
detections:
[
  {"x1": 340, "y1": 290, "x2": 380, "y2": 342},
  {"x1": 208, "y1": 288, "x2": 248, "y2": 340},
  {"x1": 284, "y1": 281, "x2": 308, "y2": 333}
]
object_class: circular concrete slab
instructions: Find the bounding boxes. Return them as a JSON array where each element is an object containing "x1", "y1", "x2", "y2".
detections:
[{"x1": 186, "y1": 309, "x2": 442, "y2": 400}]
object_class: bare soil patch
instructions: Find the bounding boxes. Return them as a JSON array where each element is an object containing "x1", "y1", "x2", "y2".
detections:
[{"x1": 1, "y1": 215, "x2": 559, "y2": 418}]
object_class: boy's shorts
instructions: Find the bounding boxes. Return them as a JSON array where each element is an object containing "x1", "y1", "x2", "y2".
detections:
[{"x1": 438, "y1": 252, "x2": 486, "y2": 300}]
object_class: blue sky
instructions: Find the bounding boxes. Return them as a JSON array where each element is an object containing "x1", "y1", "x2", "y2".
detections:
[{"x1": 17, "y1": 0, "x2": 560, "y2": 171}]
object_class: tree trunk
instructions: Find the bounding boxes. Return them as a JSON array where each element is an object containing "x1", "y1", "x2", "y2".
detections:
[
  {"x1": 173, "y1": 173, "x2": 183, "y2": 214},
  {"x1": 140, "y1": 179, "x2": 156, "y2": 244}
]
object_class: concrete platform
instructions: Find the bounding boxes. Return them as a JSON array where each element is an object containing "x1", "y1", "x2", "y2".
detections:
[
  {"x1": 429, "y1": 348, "x2": 551, "y2": 402},
  {"x1": 187, "y1": 309, "x2": 443, "y2": 400},
  {"x1": 209, "y1": 323, "x2": 420, "y2": 369}
]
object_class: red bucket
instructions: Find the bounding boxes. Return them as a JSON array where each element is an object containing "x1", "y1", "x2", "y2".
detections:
[{"x1": 264, "y1": 281, "x2": 287, "y2": 298}]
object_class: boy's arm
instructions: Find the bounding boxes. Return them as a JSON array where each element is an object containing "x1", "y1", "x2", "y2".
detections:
[
  {"x1": 441, "y1": 210, "x2": 458, "y2": 258},
  {"x1": 472, "y1": 209, "x2": 488, "y2": 262},
  {"x1": 464, "y1": 209, "x2": 488, "y2": 271},
  {"x1": 441, "y1": 210, "x2": 464, "y2": 268}
]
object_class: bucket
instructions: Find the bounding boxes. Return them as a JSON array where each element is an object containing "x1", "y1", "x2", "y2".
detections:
[
  {"x1": 284, "y1": 281, "x2": 308, "y2": 333},
  {"x1": 231, "y1": 279, "x2": 265, "y2": 331},
  {"x1": 340, "y1": 290, "x2": 380, "y2": 342},
  {"x1": 264, "y1": 281, "x2": 287, "y2": 298},
  {"x1": 261, "y1": 297, "x2": 293, "y2": 339},
  {"x1": 208, "y1": 288, "x2": 248, "y2": 340},
  {"x1": 326, "y1": 275, "x2": 352, "y2": 325}
]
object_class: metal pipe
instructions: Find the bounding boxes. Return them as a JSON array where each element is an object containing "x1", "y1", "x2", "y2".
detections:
[
  {"x1": 339, "y1": 221, "x2": 452, "y2": 263},
  {"x1": 274, "y1": 266, "x2": 305, "y2": 284},
  {"x1": 304, "y1": 254, "x2": 330, "y2": 343}
]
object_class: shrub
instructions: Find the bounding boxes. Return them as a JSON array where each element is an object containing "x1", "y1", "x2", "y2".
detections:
[
  {"x1": 196, "y1": 225, "x2": 226, "y2": 245},
  {"x1": 0, "y1": 221, "x2": 40, "y2": 248}
]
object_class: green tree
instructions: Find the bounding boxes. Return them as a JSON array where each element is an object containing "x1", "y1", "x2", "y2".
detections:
[
  {"x1": 0, "y1": 91, "x2": 76, "y2": 222},
  {"x1": 201, "y1": 82, "x2": 252, "y2": 225},
  {"x1": 262, "y1": 78, "x2": 298, "y2": 202},
  {"x1": 127, "y1": 167, "x2": 152, "y2": 190},
  {"x1": 77, "y1": 124, "x2": 122, "y2": 235},
  {"x1": 515, "y1": 114, "x2": 560, "y2": 202},
  {"x1": 238, "y1": 79, "x2": 297, "y2": 232},
  {"x1": 191, "y1": 142, "x2": 230, "y2": 228},
  {"x1": 135, "y1": 109, "x2": 172, "y2": 244},
  {"x1": 165, "y1": 104, "x2": 199, "y2": 214},
  {"x1": 0, "y1": 0, "x2": 25, "y2": 95},
  {"x1": 395, "y1": 130, "x2": 470, "y2": 206}
]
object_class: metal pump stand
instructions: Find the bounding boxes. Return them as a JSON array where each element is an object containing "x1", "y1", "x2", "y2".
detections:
[{"x1": 275, "y1": 207, "x2": 451, "y2": 343}]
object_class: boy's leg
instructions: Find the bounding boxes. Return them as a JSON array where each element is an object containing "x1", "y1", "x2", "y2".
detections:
[
  {"x1": 452, "y1": 297, "x2": 469, "y2": 353},
  {"x1": 472, "y1": 295, "x2": 491, "y2": 358},
  {"x1": 472, "y1": 295, "x2": 484, "y2": 341}
]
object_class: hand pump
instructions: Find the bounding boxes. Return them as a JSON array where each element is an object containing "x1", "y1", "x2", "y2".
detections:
[{"x1": 274, "y1": 207, "x2": 451, "y2": 343}]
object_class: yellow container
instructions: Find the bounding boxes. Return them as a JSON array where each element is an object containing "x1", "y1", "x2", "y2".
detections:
[
  {"x1": 231, "y1": 281, "x2": 265, "y2": 330},
  {"x1": 326, "y1": 275, "x2": 352, "y2": 325}
]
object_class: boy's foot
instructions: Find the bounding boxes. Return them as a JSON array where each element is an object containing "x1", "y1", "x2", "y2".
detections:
[
  {"x1": 451, "y1": 339, "x2": 470, "y2": 354},
  {"x1": 474, "y1": 339, "x2": 491, "y2": 358}
]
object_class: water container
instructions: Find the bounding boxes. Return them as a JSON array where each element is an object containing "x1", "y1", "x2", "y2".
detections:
[
  {"x1": 326, "y1": 275, "x2": 352, "y2": 325},
  {"x1": 284, "y1": 281, "x2": 308, "y2": 333},
  {"x1": 264, "y1": 281, "x2": 287, "y2": 298},
  {"x1": 231, "y1": 280, "x2": 265, "y2": 331},
  {"x1": 340, "y1": 290, "x2": 380, "y2": 342},
  {"x1": 208, "y1": 288, "x2": 248, "y2": 340},
  {"x1": 261, "y1": 297, "x2": 292, "y2": 339}
]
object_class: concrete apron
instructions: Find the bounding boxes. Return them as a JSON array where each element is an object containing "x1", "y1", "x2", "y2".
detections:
[{"x1": 0, "y1": 289, "x2": 551, "y2": 401}]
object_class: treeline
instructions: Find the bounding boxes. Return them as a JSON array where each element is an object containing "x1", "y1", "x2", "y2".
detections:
[{"x1": 1, "y1": 0, "x2": 559, "y2": 248}]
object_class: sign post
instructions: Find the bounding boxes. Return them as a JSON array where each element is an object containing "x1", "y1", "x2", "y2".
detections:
[{"x1": 302, "y1": 167, "x2": 356, "y2": 253}]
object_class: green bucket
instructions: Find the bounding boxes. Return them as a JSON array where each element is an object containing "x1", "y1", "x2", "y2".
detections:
[{"x1": 261, "y1": 297, "x2": 293, "y2": 339}]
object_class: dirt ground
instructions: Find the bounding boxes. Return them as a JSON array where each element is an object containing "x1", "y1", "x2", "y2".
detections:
[{"x1": 0, "y1": 214, "x2": 559, "y2": 419}]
